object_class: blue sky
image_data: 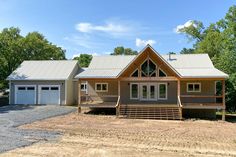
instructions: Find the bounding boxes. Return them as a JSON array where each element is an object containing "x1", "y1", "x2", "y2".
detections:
[{"x1": 0, "y1": 0, "x2": 235, "y2": 59}]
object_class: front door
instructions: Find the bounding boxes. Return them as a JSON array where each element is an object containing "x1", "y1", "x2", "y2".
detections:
[{"x1": 140, "y1": 83, "x2": 157, "y2": 101}]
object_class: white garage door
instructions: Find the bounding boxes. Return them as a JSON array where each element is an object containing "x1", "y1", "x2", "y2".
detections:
[
  {"x1": 15, "y1": 85, "x2": 36, "y2": 104},
  {"x1": 39, "y1": 85, "x2": 60, "y2": 105}
]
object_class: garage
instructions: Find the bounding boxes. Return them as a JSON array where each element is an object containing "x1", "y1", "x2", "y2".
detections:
[
  {"x1": 15, "y1": 85, "x2": 36, "y2": 104},
  {"x1": 8, "y1": 60, "x2": 79, "y2": 105},
  {"x1": 38, "y1": 85, "x2": 60, "y2": 105}
]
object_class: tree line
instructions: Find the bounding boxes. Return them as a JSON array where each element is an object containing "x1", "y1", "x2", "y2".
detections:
[{"x1": 0, "y1": 27, "x2": 65, "y2": 89}]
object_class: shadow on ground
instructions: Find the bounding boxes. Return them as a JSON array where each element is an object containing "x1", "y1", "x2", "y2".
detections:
[
  {"x1": 84, "y1": 108, "x2": 116, "y2": 115},
  {"x1": 0, "y1": 104, "x2": 47, "y2": 114}
]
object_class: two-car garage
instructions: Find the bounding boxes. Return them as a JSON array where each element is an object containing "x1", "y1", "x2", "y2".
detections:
[
  {"x1": 7, "y1": 60, "x2": 79, "y2": 106},
  {"x1": 14, "y1": 85, "x2": 60, "y2": 105}
]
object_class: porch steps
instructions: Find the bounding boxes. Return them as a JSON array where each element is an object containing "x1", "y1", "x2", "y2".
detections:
[{"x1": 119, "y1": 105, "x2": 182, "y2": 120}]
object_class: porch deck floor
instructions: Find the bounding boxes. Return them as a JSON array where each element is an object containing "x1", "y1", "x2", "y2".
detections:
[
  {"x1": 182, "y1": 103, "x2": 223, "y2": 109},
  {"x1": 80, "y1": 101, "x2": 116, "y2": 108}
]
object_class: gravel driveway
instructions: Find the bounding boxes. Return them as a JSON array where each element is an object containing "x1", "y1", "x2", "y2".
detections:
[{"x1": 0, "y1": 104, "x2": 76, "y2": 153}]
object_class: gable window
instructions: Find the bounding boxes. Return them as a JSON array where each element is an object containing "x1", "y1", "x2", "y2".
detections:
[
  {"x1": 95, "y1": 83, "x2": 108, "y2": 92},
  {"x1": 158, "y1": 83, "x2": 167, "y2": 100},
  {"x1": 187, "y1": 83, "x2": 201, "y2": 92},
  {"x1": 81, "y1": 83, "x2": 87, "y2": 92},
  {"x1": 141, "y1": 59, "x2": 157, "y2": 77},
  {"x1": 130, "y1": 83, "x2": 139, "y2": 99},
  {"x1": 158, "y1": 69, "x2": 167, "y2": 77},
  {"x1": 131, "y1": 69, "x2": 139, "y2": 77}
]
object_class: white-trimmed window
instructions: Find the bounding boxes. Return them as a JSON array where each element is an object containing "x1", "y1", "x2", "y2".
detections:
[
  {"x1": 187, "y1": 83, "x2": 201, "y2": 92},
  {"x1": 130, "y1": 83, "x2": 139, "y2": 99},
  {"x1": 158, "y1": 83, "x2": 167, "y2": 100},
  {"x1": 81, "y1": 83, "x2": 87, "y2": 92},
  {"x1": 95, "y1": 83, "x2": 108, "y2": 92},
  {"x1": 158, "y1": 68, "x2": 167, "y2": 77},
  {"x1": 130, "y1": 69, "x2": 139, "y2": 77}
]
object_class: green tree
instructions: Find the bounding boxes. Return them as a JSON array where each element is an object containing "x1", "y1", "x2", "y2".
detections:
[
  {"x1": 111, "y1": 46, "x2": 138, "y2": 55},
  {"x1": 0, "y1": 27, "x2": 66, "y2": 89},
  {"x1": 73, "y1": 54, "x2": 92, "y2": 67},
  {"x1": 180, "y1": 48, "x2": 195, "y2": 54}
]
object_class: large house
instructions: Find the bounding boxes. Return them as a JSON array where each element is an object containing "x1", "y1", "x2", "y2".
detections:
[{"x1": 7, "y1": 45, "x2": 228, "y2": 120}]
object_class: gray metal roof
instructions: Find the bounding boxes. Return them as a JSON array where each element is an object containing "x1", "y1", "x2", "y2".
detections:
[
  {"x1": 7, "y1": 60, "x2": 78, "y2": 80},
  {"x1": 75, "y1": 55, "x2": 135, "y2": 78},
  {"x1": 75, "y1": 50, "x2": 228, "y2": 79}
]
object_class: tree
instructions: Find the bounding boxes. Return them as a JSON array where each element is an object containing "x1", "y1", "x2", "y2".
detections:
[
  {"x1": 180, "y1": 48, "x2": 195, "y2": 54},
  {"x1": 178, "y1": 5, "x2": 236, "y2": 111},
  {"x1": 0, "y1": 27, "x2": 66, "y2": 89},
  {"x1": 73, "y1": 54, "x2": 92, "y2": 67},
  {"x1": 111, "y1": 46, "x2": 138, "y2": 55}
]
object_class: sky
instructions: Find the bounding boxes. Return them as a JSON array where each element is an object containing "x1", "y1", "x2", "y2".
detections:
[{"x1": 0, "y1": 0, "x2": 235, "y2": 59}]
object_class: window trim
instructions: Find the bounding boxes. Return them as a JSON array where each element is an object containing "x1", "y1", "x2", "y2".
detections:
[
  {"x1": 130, "y1": 68, "x2": 139, "y2": 77},
  {"x1": 81, "y1": 82, "x2": 87, "y2": 92},
  {"x1": 158, "y1": 68, "x2": 167, "y2": 77},
  {"x1": 130, "y1": 83, "x2": 139, "y2": 100},
  {"x1": 187, "y1": 83, "x2": 201, "y2": 93},
  {"x1": 140, "y1": 58, "x2": 157, "y2": 77},
  {"x1": 158, "y1": 83, "x2": 168, "y2": 100},
  {"x1": 95, "y1": 83, "x2": 108, "y2": 92}
]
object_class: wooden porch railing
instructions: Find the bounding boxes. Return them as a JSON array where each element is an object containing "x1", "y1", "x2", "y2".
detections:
[
  {"x1": 177, "y1": 96, "x2": 183, "y2": 119},
  {"x1": 180, "y1": 95, "x2": 224, "y2": 109},
  {"x1": 115, "y1": 96, "x2": 120, "y2": 117}
]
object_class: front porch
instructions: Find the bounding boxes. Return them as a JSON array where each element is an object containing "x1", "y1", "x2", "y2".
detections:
[{"x1": 77, "y1": 78, "x2": 226, "y2": 120}]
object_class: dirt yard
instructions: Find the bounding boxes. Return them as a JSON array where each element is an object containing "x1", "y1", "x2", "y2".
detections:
[{"x1": 1, "y1": 112, "x2": 236, "y2": 157}]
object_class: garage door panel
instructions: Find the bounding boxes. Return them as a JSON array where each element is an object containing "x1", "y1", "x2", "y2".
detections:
[
  {"x1": 39, "y1": 85, "x2": 60, "y2": 105},
  {"x1": 15, "y1": 86, "x2": 36, "y2": 105}
]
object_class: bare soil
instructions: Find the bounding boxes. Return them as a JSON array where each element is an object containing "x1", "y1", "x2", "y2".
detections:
[{"x1": 1, "y1": 112, "x2": 236, "y2": 157}]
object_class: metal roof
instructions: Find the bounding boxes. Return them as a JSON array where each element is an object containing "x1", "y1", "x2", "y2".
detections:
[
  {"x1": 75, "y1": 48, "x2": 228, "y2": 79},
  {"x1": 75, "y1": 55, "x2": 135, "y2": 78},
  {"x1": 7, "y1": 60, "x2": 78, "y2": 80}
]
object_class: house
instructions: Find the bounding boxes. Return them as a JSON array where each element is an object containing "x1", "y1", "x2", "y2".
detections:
[
  {"x1": 75, "y1": 45, "x2": 228, "y2": 120},
  {"x1": 7, "y1": 60, "x2": 79, "y2": 105},
  {"x1": 7, "y1": 45, "x2": 228, "y2": 120}
]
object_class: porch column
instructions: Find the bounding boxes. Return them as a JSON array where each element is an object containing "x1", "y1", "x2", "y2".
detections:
[
  {"x1": 78, "y1": 79, "x2": 81, "y2": 113},
  {"x1": 177, "y1": 79, "x2": 182, "y2": 119},
  {"x1": 116, "y1": 80, "x2": 121, "y2": 117},
  {"x1": 222, "y1": 80, "x2": 226, "y2": 121}
]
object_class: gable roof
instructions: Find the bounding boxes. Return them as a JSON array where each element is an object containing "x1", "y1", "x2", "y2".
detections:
[
  {"x1": 76, "y1": 55, "x2": 135, "y2": 78},
  {"x1": 7, "y1": 60, "x2": 78, "y2": 80},
  {"x1": 75, "y1": 45, "x2": 228, "y2": 79}
]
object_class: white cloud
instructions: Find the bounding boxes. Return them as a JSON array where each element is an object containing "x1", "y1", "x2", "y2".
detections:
[
  {"x1": 174, "y1": 20, "x2": 197, "y2": 33},
  {"x1": 135, "y1": 38, "x2": 156, "y2": 47},
  {"x1": 75, "y1": 22, "x2": 130, "y2": 36}
]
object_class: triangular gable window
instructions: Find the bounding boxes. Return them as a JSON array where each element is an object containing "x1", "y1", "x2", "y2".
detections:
[
  {"x1": 131, "y1": 69, "x2": 139, "y2": 77},
  {"x1": 141, "y1": 59, "x2": 156, "y2": 77},
  {"x1": 159, "y1": 69, "x2": 167, "y2": 77}
]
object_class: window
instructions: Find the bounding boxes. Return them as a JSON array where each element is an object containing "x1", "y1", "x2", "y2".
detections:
[
  {"x1": 81, "y1": 83, "x2": 87, "y2": 92},
  {"x1": 41, "y1": 87, "x2": 49, "y2": 90},
  {"x1": 95, "y1": 83, "x2": 108, "y2": 92},
  {"x1": 18, "y1": 87, "x2": 26, "y2": 90},
  {"x1": 187, "y1": 83, "x2": 201, "y2": 92},
  {"x1": 158, "y1": 69, "x2": 167, "y2": 77},
  {"x1": 141, "y1": 59, "x2": 157, "y2": 77},
  {"x1": 158, "y1": 83, "x2": 167, "y2": 100},
  {"x1": 131, "y1": 69, "x2": 139, "y2": 77},
  {"x1": 27, "y1": 87, "x2": 35, "y2": 90},
  {"x1": 130, "y1": 83, "x2": 139, "y2": 99},
  {"x1": 51, "y1": 87, "x2": 59, "y2": 90}
]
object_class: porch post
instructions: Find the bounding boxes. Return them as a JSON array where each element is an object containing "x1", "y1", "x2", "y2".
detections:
[
  {"x1": 78, "y1": 79, "x2": 81, "y2": 113},
  {"x1": 177, "y1": 79, "x2": 182, "y2": 119},
  {"x1": 222, "y1": 80, "x2": 226, "y2": 121},
  {"x1": 116, "y1": 80, "x2": 121, "y2": 117}
]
